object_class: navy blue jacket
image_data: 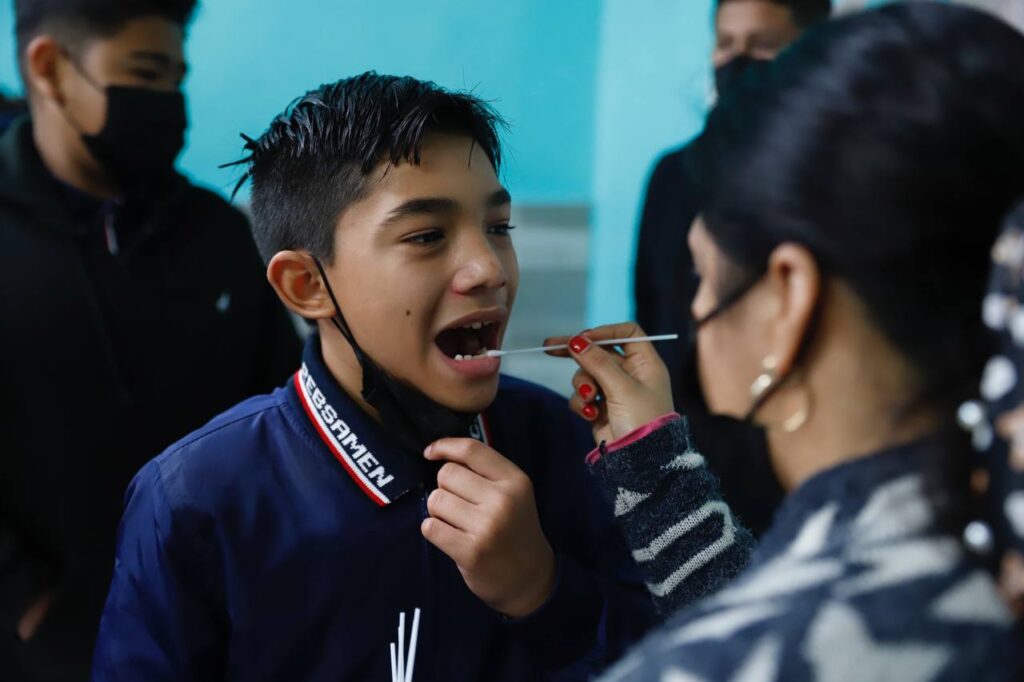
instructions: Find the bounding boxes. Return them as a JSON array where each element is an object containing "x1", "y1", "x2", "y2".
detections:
[{"x1": 92, "y1": 337, "x2": 656, "y2": 680}]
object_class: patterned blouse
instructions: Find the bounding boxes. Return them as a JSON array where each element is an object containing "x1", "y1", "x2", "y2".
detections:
[{"x1": 588, "y1": 416, "x2": 1020, "y2": 681}]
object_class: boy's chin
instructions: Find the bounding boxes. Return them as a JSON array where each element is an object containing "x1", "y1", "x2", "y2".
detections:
[{"x1": 428, "y1": 378, "x2": 501, "y2": 415}]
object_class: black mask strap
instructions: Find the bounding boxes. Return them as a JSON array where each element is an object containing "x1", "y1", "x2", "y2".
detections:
[{"x1": 312, "y1": 256, "x2": 369, "y2": 365}]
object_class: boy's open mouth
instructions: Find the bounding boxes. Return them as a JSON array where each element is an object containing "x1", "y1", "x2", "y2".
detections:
[{"x1": 435, "y1": 321, "x2": 502, "y2": 362}]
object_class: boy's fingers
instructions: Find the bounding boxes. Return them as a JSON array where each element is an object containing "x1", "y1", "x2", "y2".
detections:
[
  {"x1": 424, "y1": 438, "x2": 515, "y2": 481},
  {"x1": 426, "y1": 488, "x2": 480, "y2": 533},
  {"x1": 421, "y1": 517, "x2": 473, "y2": 565},
  {"x1": 436, "y1": 462, "x2": 490, "y2": 505}
]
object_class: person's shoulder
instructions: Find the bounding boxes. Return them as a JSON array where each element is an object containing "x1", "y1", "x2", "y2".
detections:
[
  {"x1": 143, "y1": 387, "x2": 296, "y2": 507},
  {"x1": 650, "y1": 139, "x2": 698, "y2": 180},
  {"x1": 175, "y1": 181, "x2": 248, "y2": 226}
]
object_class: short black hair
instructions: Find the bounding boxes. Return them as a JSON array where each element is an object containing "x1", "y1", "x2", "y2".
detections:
[
  {"x1": 716, "y1": 0, "x2": 831, "y2": 29},
  {"x1": 15, "y1": 0, "x2": 197, "y2": 66},
  {"x1": 234, "y1": 71, "x2": 506, "y2": 264}
]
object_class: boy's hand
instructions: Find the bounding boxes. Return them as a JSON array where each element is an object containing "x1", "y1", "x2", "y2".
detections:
[{"x1": 421, "y1": 439, "x2": 556, "y2": 619}]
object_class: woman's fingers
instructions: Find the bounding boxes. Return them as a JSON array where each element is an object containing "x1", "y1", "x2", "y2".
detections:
[{"x1": 572, "y1": 369, "x2": 600, "y2": 404}]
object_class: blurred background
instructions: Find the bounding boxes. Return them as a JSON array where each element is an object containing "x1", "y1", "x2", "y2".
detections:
[{"x1": 1, "y1": 0, "x2": 1020, "y2": 393}]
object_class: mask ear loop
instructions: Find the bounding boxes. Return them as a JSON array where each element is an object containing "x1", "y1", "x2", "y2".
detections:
[
  {"x1": 690, "y1": 268, "x2": 800, "y2": 425},
  {"x1": 311, "y1": 256, "x2": 369, "y2": 367}
]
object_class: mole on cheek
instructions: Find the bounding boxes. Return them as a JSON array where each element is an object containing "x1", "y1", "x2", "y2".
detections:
[{"x1": 405, "y1": 310, "x2": 411, "y2": 317}]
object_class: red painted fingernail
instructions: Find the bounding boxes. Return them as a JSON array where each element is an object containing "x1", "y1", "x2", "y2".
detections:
[
  {"x1": 582, "y1": 404, "x2": 598, "y2": 420},
  {"x1": 578, "y1": 384, "x2": 594, "y2": 400},
  {"x1": 569, "y1": 335, "x2": 591, "y2": 354}
]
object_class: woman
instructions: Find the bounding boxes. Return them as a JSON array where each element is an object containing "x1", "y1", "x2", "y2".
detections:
[{"x1": 552, "y1": 3, "x2": 1024, "y2": 680}]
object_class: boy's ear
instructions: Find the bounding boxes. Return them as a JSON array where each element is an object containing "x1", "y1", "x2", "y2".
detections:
[
  {"x1": 24, "y1": 36, "x2": 65, "y2": 102},
  {"x1": 266, "y1": 251, "x2": 336, "y2": 321}
]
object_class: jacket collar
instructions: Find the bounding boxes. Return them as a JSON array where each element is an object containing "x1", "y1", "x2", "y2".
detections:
[{"x1": 290, "y1": 334, "x2": 491, "y2": 507}]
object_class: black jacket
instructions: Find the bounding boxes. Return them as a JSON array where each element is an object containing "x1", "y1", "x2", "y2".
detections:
[
  {"x1": 634, "y1": 140, "x2": 784, "y2": 539},
  {"x1": 0, "y1": 117, "x2": 302, "y2": 681}
]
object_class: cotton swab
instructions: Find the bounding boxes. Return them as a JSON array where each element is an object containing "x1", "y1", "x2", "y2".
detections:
[
  {"x1": 397, "y1": 612, "x2": 405, "y2": 682},
  {"x1": 390, "y1": 608, "x2": 423, "y2": 682},
  {"x1": 485, "y1": 334, "x2": 679, "y2": 358},
  {"x1": 404, "y1": 608, "x2": 421, "y2": 682}
]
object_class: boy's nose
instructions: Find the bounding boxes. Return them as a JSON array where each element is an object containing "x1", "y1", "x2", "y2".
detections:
[{"x1": 452, "y1": 248, "x2": 507, "y2": 295}]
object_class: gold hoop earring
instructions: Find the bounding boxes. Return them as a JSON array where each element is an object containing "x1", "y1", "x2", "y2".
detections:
[
  {"x1": 749, "y1": 356, "x2": 779, "y2": 403},
  {"x1": 747, "y1": 355, "x2": 812, "y2": 433}
]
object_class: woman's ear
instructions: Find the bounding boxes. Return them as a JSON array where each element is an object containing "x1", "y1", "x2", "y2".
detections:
[
  {"x1": 266, "y1": 251, "x2": 336, "y2": 321},
  {"x1": 763, "y1": 243, "x2": 821, "y2": 375}
]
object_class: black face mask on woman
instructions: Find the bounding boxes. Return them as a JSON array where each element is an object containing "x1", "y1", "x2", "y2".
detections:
[
  {"x1": 64, "y1": 57, "x2": 187, "y2": 186},
  {"x1": 312, "y1": 258, "x2": 479, "y2": 454},
  {"x1": 677, "y1": 272, "x2": 785, "y2": 421}
]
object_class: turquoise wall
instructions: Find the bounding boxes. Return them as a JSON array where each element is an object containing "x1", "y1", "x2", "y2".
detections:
[
  {"x1": 0, "y1": 1, "x2": 601, "y2": 203},
  {"x1": 588, "y1": 0, "x2": 715, "y2": 325},
  {"x1": 0, "y1": 0, "x2": 724, "y2": 325}
]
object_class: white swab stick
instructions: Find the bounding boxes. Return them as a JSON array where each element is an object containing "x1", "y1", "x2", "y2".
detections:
[
  {"x1": 397, "y1": 612, "x2": 405, "y2": 682},
  {"x1": 485, "y1": 334, "x2": 679, "y2": 358},
  {"x1": 404, "y1": 608, "x2": 421, "y2": 682},
  {"x1": 390, "y1": 643, "x2": 397, "y2": 682}
]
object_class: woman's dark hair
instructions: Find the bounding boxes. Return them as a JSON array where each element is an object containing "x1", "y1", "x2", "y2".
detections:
[
  {"x1": 695, "y1": 2, "x2": 1024, "y2": 539},
  {"x1": 696, "y1": 2, "x2": 1024, "y2": 414}
]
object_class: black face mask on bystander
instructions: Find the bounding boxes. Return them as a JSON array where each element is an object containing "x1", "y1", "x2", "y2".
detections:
[
  {"x1": 714, "y1": 55, "x2": 771, "y2": 97},
  {"x1": 62, "y1": 57, "x2": 186, "y2": 187}
]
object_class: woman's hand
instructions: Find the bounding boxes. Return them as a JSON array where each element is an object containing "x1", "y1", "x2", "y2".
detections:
[{"x1": 545, "y1": 322, "x2": 674, "y2": 444}]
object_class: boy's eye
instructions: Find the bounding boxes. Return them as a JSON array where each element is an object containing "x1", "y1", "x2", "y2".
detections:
[
  {"x1": 130, "y1": 69, "x2": 162, "y2": 82},
  {"x1": 489, "y1": 223, "x2": 516, "y2": 237},
  {"x1": 404, "y1": 229, "x2": 444, "y2": 246}
]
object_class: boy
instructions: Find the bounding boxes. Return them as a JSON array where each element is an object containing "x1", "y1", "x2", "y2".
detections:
[
  {"x1": 92, "y1": 72, "x2": 656, "y2": 680},
  {"x1": 1, "y1": 2, "x2": 300, "y2": 679}
]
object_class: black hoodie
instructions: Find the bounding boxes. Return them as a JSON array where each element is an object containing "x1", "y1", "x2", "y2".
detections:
[{"x1": 0, "y1": 116, "x2": 302, "y2": 681}]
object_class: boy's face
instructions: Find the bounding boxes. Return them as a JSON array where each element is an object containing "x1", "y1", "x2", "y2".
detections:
[
  {"x1": 56, "y1": 17, "x2": 187, "y2": 136},
  {"x1": 323, "y1": 134, "x2": 518, "y2": 413}
]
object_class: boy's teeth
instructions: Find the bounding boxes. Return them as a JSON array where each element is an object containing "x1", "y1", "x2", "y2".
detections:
[{"x1": 452, "y1": 349, "x2": 492, "y2": 362}]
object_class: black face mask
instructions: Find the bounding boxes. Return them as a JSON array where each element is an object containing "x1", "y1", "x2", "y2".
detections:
[
  {"x1": 66, "y1": 59, "x2": 186, "y2": 186},
  {"x1": 714, "y1": 55, "x2": 771, "y2": 97},
  {"x1": 312, "y1": 258, "x2": 479, "y2": 454},
  {"x1": 676, "y1": 273, "x2": 771, "y2": 420}
]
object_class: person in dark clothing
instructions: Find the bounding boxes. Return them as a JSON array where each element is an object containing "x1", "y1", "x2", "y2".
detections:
[
  {"x1": 0, "y1": 2, "x2": 302, "y2": 680},
  {"x1": 0, "y1": 91, "x2": 27, "y2": 134},
  {"x1": 633, "y1": 0, "x2": 831, "y2": 535}
]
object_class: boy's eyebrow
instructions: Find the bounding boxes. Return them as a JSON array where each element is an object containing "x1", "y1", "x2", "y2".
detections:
[
  {"x1": 487, "y1": 188, "x2": 512, "y2": 208},
  {"x1": 129, "y1": 50, "x2": 189, "y2": 76},
  {"x1": 382, "y1": 197, "x2": 459, "y2": 226},
  {"x1": 382, "y1": 188, "x2": 512, "y2": 226}
]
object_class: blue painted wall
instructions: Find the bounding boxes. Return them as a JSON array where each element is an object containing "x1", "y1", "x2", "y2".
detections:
[
  {"x1": 0, "y1": 1, "x2": 601, "y2": 204},
  {"x1": 587, "y1": 0, "x2": 715, "y2": 325}
]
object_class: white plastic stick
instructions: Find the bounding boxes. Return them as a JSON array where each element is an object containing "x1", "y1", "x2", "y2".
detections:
[
  {"x1": 397, "y1": 612, "x2": 405, "y2": 682},
  {"x1": 404, "y1": 608, "x2": 421, "y2": 682},
  {"x1": 390, "y1": 642, "x2": 397, "y2": 682},
  {"x1": 485, "y1": 334, "x2": 679, "y2": 358}
]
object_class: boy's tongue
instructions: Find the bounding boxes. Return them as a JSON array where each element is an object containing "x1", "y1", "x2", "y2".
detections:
[
  {"x1": 461, "y1": 329, "x2": 483, "y2": 356},
  {"x1": 437, "y1": 326, "x2": 485, "y2": 358}
]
